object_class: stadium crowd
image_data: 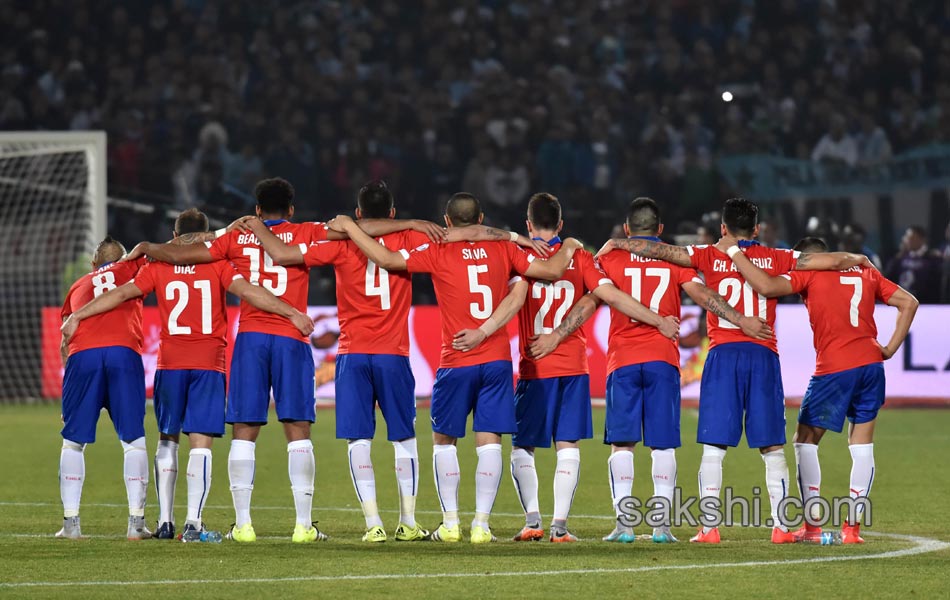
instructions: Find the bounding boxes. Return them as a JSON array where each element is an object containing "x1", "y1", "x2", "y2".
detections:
[{"x1": 4, "y1": 0, "x2": 950, "y2": 301}]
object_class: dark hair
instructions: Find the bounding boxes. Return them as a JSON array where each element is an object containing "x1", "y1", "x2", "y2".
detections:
[
  {"x1": 254, "y1": 177, "x2": 295, "y2": 215},
  {"x1": 174, "y1": 208, "x2": 210, "y2": 235},
  {"x1": 357, "y1": 180, "x2": 394, "y2": 219},
  {"x1": 626, "y1": 197, "x2": 661, "y2": 235},
  {"x1": 793, "y1": 236, "x2": 829, "y2": 253},
  {"x1": 526, "y1": 192, "x2": 561, "y2": 230},
  {"x1": 908, "y1": 225, "x2": 927, "y2": 237},
  {"x1": 722, "y1": 197, "x2": 758, "y2": 237},
  {"x1": 93, "y1": 235, "x2": 126, "y2": 267},
  {"x1": 445, "y1": 192, "x2": 481, "y2": 226}
]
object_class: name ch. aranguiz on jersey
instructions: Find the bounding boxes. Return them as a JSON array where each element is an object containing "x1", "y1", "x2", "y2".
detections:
[{"x1": 713, "y1": 257, "x2": 774, "y2": 272}]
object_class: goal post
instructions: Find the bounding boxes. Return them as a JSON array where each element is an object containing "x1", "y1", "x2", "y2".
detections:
[{"x1": 0, "y1": 131, "x2": 107, "y2": 402}]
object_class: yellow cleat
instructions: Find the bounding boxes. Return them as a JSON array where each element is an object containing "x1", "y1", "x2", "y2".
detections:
[
  {"x1": 470, "y1": 524, "x2": 496, "y2": 544},
  {"x1": 292, "y1": 522, "x2": 329, "y2": 543},
  {"x1": 394, "y1": 523, "x2": 429, "y2": 541},
  {"x1": 430, "y1": 522, "x2": 462, "y2": 543},
  {"x1": 226, "y1": 523, "x2": 257, "y2": 543},
  {"x1": 362, "y1": 525, "x2": 387, "y2": 543}
]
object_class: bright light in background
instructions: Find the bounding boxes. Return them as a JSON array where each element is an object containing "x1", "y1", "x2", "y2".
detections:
[{"x1": 721, "y1": 90, "x2": 733, "y2": 102}]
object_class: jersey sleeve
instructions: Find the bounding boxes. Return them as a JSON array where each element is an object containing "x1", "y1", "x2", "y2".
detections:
[
  {"x1": 677, "y1": 265, "x2": 703, "y2": 286},
  {"x1": 781, "y1": 270, "x2": 811, "y2": 294},
  {"x1": 61, "y1": 285, "x2": 76, "y2": 320},
  {"x1": 770, "y1": 248, "x2": 800, "y2": 274},
  {"x1": 131, "y1": 263, "x2": 157, "y2": 296},
  {"x1": 215, "y1": 261, "x2": 243, "y2": 289},
  {"x1": 871, "y1": 268, "x2": 900, "y2": 303},
  {"x1": 506, "y1": 243, "x2": 534, "y2": 276},
  {"x1": 579, "y1": 251, "x2": 610, "y2": 291},
  {"x1": 686, "y1": 245, "x2": 711, "y2": 271},
  {"x1": 402, "y1": 230, "x2": 431, "y2": 249},
  {"x1": 206, "y1": 232, "x2": 232, "y2": 261},
  {"x1": 303, "y1": 241, "x2": 346, "y2": 267},
  {"x1": 299, "y1": 221, "x2": 329, "y2": 244},
  {"x1": 400, "y1": 242, "x2": 439, "y2": 274}
]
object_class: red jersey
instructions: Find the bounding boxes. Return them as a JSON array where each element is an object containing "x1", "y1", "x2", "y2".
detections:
[
  {"x1": 687, "y1": 244, "x2": 800, "y2": 353},
  {"x1": 303, "y1": 230, "x2": 430, "y2": 356},
  {"x1": 401, "y1": 238, "x2": 534, "y2": 368},
  {"x1": 206, "y1": 220, "x2": 327, "y2": 342},
  {"x1": 518, "y1": 244, "x2": 607, "y2": 379},
  {"x1": 598, "y1": 243, "x2": 702, "y2": 373},
  {"x1": 61, "y1": 258, "x2": 146, "y2": 356},
  {"x1": 784, "y1": 266, "x2": 899, "y2": 375},
  {"x1": 132, "y1": 260, "x2": 243, "y2": 372}
]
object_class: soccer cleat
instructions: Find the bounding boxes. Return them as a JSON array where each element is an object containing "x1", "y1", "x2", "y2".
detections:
[
  {"x1": 689, "y1": 527, "x2": 720, "y2": 544},
  {"x1": 362, "y1": 525, "x2": 387, "y2": 543},
  {"x1": 603, "y1": 520, "x2": 636, "y2": 543},
  {"x1": 393, "y1": 523, "x2": 429, "y2": 542},
  {"x1": 469, "y1": 524, "x2": 496, "y2": 544},
  {"x1": 154, "y1": 521, "x2": 176, "y2": 540},
  {"x1": 292, "y1": 522, "x2": 329, "y2": 543},
  {"x1": 430, "y1": 523, "x2": 462, "y2": 543},
  {"x1": 652, "y1": 527, "x2": 678, "y2": 543},
  {"x1": 127, "y1": 515, "x2": 153, "y2": 540},
  {"x1": 841, "y1": 522, "x2": 865, "y2": 544},
  {"x1": 512, "y1": 526, "x2": 544, "y2": 542},
  {"x1": 792, "y1": 524, "x2": 823, "y2": 543},
  {"x1": 771, "y1": 527, "x2": 797, "y2": 544},
  {"x1": 55, "y1": 516, "x2": 82, "y2": 539},
  {"x1": 549, "y1": 529, "x2": 578, "y2": 543},
  {"x1": 179, "y1": 522, "x2": 203, "y2": 542},
  {"x1": 227, "y1": 522, "x2": 257, "y2": 543}
]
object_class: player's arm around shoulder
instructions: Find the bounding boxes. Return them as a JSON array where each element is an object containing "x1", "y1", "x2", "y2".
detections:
[
  {"x1": 592, "y1": 281, "x2": 680, "y2": 340},
  {"x1": 452, "y1": 278, "x2": 529, "y2": 352},
  {"x1": 682, "y1": 280, "x2": 774, "y2": 340},
  {"x1": 60, "y1": 281, "x2": 145, "y2": 343},
  {"x1": 327, "y1": 215, "x2": 409, "y2": 271},
  {"x1": 794, "y1": 250, "x2": 873, "y2": 271},
  {"x1": 594, "y1": 237, "x2": 692, "y2": 267},
  {"x1": 447, "y1": 225, "x2": 552, "y2": 257},
  {"x1": 721, "y1": 242, "x2": 794, "y2": 298},
  {"x1": 523, "y1": 237, "x2": 582, "y2": 280},
  {"x1": 123, "y1": 239, "x2": 215, "y2": 266},
  {"x1": 247, "y1": 218, "x2": 305, "y2": 266}
]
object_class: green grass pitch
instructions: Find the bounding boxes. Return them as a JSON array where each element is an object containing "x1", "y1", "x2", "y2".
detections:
[{"x1": 1, "y1": 403, "x2": 948, "y2": 599}]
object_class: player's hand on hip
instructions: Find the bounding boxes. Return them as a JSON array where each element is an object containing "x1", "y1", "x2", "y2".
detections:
[
  {"x1": 658, "y1": 315, "x2": 680, "y2": 340},
  {"x1": 452, "y1": 329, "x2": 487, "y2": 352},
  {"x1": 412, "y1": 219, "x2": 447, "y2": 243},
  {"x1": 594, "y1": 239, "x2": 616, "y2": 260},
  {"x1": 228, "y1": 215, "x2": 258, "y2": 233},
  {"x1": 290, "y1": 311, "x2": 315, "y2": 337},
  {"x1": 528, "y1": 333, "x2": 559, "y2": 359},
  {"x1": 60, "y1": 317, "x2": 78, "y2": 343},
  {"x1": 739, "y1": 316, "x2": 773, "y2": 340},
  {"x1": 878, "y1": 341, "x2": 896, "y2": 360}
]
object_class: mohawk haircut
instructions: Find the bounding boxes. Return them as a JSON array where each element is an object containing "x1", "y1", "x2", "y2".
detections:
[
  {"x1": 445, "y1": 192, "x2": 481, "y2": 226},
  {"x1": 174, "y1": 208, "x2": 210, "y2": 235},
  {"x1": 254, "y1": 177, "x2": 295, "y2": 216},
  {"x1": 357, "y1": 180, "x2": 394, "y2": 219},
  {"x1": 93, "y1": 235, "x2": 126, "y2": 267},
  {"x1": 793, "y1": 236, "x2": 829, "y2": 253},
  {"x1": 722, "y1": 197, "x2": 759, "y2": 237},
  {"x1": 527, "y1": 193, "x2": 562, "y2": 230},
  {"x1": 626, "y1": 197, "x2": 661, "y2": 235}
]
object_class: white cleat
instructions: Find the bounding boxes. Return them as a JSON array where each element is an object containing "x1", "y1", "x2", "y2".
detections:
[
  {"x1": 55, "y1": 516, "x2": 82, "y2": 539},
  {"x1": 127, "y1": 515, "x2": 153, "y2": 540}
]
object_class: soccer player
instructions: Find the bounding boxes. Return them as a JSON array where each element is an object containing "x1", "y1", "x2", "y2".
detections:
[
  {"x1": 504, "y1": 193, "x2": 681, "y2": 543},
  {"x1": 596, "y1": 197, "x2": 871, "y2": 543},
  {"x1": 329, "y1": 193, "x2": 581, "y2": 543},
  {"x1": 57, "y1": 236, "x2": 150, "y2": 540},
  {"x1": 123, "y1": 178, "x2": 440, "y2": 542},
  {"x1": 61, "y1": 209, "x2": 315, "y2": 540},
  {"x1": 247, "y1": 181, "x2": 547, "y2": 543},
  {"x1": 726, "y1": 236, "x2": 918, "y2": 543},
  {"x1": 594, "y1": 197, "x2": 773, "y2": 543}
]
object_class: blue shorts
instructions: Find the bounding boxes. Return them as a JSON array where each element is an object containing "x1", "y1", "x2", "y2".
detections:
[
  {"x1": 604, "y1": 362, "x2": 681, "y2": 448},
  {"x1": 799, "y1": 363, "x2": 885, "y2": 433},
  {"x1": 226, "y1": 332, "x2": 316, "y2": 424},
  {"x1": 335, "y1": 353, "x2": 416, "y2": 441},
  {"x1": 430, "y1": 360, "x2": 515, "y2": 438},
  {"x1": 61, "y1": 346, "x2": 145, "y2": 444},
  {"x1": 513, "y1": 375, "x2": 593, "y2": 448},
  {"x1": 697, "y1": 342, "x2": 786, "y2": 448},
  {"x1": 154, "y1": 369, "x2": 226, "y2": 437}
]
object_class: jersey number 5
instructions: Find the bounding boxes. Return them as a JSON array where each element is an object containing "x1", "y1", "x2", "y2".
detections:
[{"x1": 467, "y1": 265, "x2": 493, "y2": 319}]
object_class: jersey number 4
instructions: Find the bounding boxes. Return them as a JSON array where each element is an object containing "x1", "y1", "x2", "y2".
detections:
[
  {"x1": 365, "y1": 260, "x2": 391, "y2": 310},
  {"x1": 166, "y1": 280, "x2": 213, "y2": 335}
]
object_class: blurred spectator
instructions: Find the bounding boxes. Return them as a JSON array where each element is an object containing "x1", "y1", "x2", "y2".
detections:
[
  {"x1": 811, "y1": 114, "x2": 858, "y2": 167},
  {"x1": 483, "y1": 149, "x2": 529, "y2": 227},
  {"x1": 758, "y1": 218, "x2": 790, "y2": 249},
  {"x1": 940, "y1": 222, "x2": 950, "y2": 303},
  {"x1": 840, "y1": 223, "x2": 883, "y2": 270},
  {"x1": 855, "y1": 113, "x2": 893, "y2": 165},
  {"x1": 885, "y1": 226, "x2": 943, "y2": 303}
]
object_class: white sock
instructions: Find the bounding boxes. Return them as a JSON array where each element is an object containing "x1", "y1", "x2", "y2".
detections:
[
  {"x1": 473, "y1": 443, "x2": 503, "y2": 528},
  {"x1": 228, "y1": 439, "x2": 255, "y2": 528},
  {"x1": 60, "y1": 440, "x2": 85, "y2": 518},
  {"x1": 608, "y1": 450, "x2": 634, "y2": 518},
  {"x1": 794, "y1": 442, "x2": 821, "y2": 523},
  {"x1": 121, "y1": 437, "x2": 148, "y2": 517},
  {"x1": 433, "y1": 444, "x2": 460, "y2": 527},
  {"x1": 552, "y1": 448, "x2": 580, "y2": 523},
  {"x1": 762, "y1": 449, "x2": 790, "y2": 532},
  {"x1": 651, "y1": 448, "x2": 676, "y2": 528},
  {"x1": 698, "y1": 445, "x2": 726, "y2": 533},
  {"x1": 347, "y1": 439, "x2": 382, "y2": 529},
  {"x1": 393, "y1": 439, "x2": 419, "y2": 528},
  {"x1": 849, "y1": 443, "x2": 875, "y2": 522},
  {"x1": 510, "y1": 448, "x2": 540, "y2": 525},
  {"x1": 288, "y1": 439, "x2": 315, "y2": 528},
  {"x1": 154, "y1": 440, "x2": 179, "y2": 525},
  {"x1": 186, "y1": 448, "x2": 212, "y2": 525}
]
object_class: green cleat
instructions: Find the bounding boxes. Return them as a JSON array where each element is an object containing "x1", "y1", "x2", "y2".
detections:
[
  {"x1": 469, "y1": 524, "x2": 496, "y2": 544},
  {"x1": 292, "y1": 522, "x2": 329, "y2": 543},
  {"x1": 430, "y1": 522, "x2": 462, "y2": 543},
  {"x1": 393, "y1": 523, "x2": 429, "y2": 541},
  {"x1": 362, "y1": 525, "x2": 387, "y2": 543},
  {"x1": 227, "y1": 522, "x2": 257, "y2": 543}
]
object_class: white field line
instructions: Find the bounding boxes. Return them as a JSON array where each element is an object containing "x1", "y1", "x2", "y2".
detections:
[{"x1": 0, "y1": 531, "x2": 946, "y2": 589}]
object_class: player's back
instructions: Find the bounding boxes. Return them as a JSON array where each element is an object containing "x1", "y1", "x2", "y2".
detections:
[
  {"x1": 207, "y1": 220, "x2": 326, "y2": 342},
  {"x1": 132, "y1": 260, "x2": 239, "y2": 372},
  {"x1": 403, "y1": 238, "x2": 531, "y2": 368},
  {"x1": 62, "y1": 259, "x2": 145, "y2": 356},
  {"x1": 687, "y1": 243, "x2": 799, "y2": 353},
  {"x1": 598, "y1": 246, "x2": 699, "y2": 373},
  {"x1": 518, "y1": 245, "x2": 603, "y2": 379},
  {"x1": 788, "y1": 266, "x2": 899, "y2": 375}
]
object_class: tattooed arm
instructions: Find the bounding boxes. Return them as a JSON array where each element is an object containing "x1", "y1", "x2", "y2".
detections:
[
  {"x1": 445, "y1": 225, "x2": 551, "y2": 256},
  {"x1": 682, "y1": 281, "x2": 774, "y2": 340},
  {"x1": 594, "y1": 238, "x2": 692, "y2": 267},
  {"x1": 169, "y1": 231, "x2": 216, "y2": 245},
  {"x1": 528, "y1": 293, "x2": 600, "y2": 359},
  {"x1": 794, "y1": 251, "x2": 872, "y2": 271}
]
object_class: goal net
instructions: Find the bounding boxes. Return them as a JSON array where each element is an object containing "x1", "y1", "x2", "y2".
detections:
[{"x1": 0, "y1": 132, "x2": 106, "y2": 402}]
